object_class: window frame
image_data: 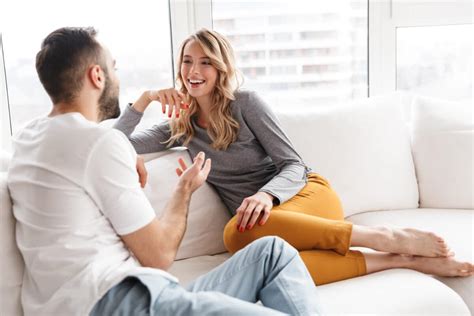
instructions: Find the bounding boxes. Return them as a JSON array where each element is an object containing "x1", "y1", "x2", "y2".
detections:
[
  {"x1": 368, "y1": 0, "x2": 472, "y2": 96},
  {"x1": 1, "y1": 0, "x2": 471, "y2": 152},
  {"x1": 171, "y1": 0, "x2": 472, "y2": 97}
]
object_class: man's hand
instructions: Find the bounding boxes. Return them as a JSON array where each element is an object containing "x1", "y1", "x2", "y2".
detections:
[
  {"x1": 175, "y1": 152, "x2": 211, "y2": 193},
  {"x1": 136, "y1": 155, "x2": 147, "y2": 188},
  {"x1": 235, "y1": 192, "x2": 274, "y2": 232}
]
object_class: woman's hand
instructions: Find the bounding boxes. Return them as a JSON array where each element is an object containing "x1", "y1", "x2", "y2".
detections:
[
  {"x1": 175, "y1": 152, "x2": 211, "y2": 194},
  {"x1": 235, "y1": 192, "x2": 274, "y2": 232},
  {"x1": 133, "y1": 88, "x2": 189, "y2": 118}
]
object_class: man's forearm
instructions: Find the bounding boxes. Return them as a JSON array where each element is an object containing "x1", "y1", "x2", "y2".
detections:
[{"x1": 157, "y1": 185, "x2": 192, "y2": 263}]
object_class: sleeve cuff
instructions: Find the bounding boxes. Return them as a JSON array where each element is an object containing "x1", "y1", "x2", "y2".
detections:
[
  {"x1": 259, "y1": 189, "x2": 282, "y2": 206},
  {"x1": 127, "y1": 103, "x2": 145, "y2": 117}
]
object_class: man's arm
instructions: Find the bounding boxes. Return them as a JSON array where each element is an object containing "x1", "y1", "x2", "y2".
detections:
[
  {"x1": 84, "y1": 131, "x2": 211, "y2": 271},
  {"x1": 120, "y1": 152, "x2": 211, "y2": 270}
]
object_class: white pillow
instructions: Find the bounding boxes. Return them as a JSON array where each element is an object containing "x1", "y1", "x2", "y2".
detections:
[
  {"x1": 411, "y1": 96, "x2": 473, "y2": 209},
  {"x1": 275, "y1": 95, "x2": 419, "y2": 217},
  {"x1": 0, "y1": 172, "x2": 24, "y2": 316},
  {"x1": 142, "y1": 148, "x2": 231, "y2": 260}
]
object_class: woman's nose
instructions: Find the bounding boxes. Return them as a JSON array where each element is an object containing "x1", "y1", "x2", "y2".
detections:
[{"x1": 190, "y1": 63, "x2": 199, "y2": 74}]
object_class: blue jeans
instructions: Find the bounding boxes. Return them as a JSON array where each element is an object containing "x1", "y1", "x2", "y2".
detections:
[{"x1": 91, "y1": 236, "x2": 322, "y2": 315}]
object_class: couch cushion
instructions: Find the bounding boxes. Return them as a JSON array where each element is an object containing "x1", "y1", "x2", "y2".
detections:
[
  {"x1": 411, "y1": 96, "x2": 473, "y2": 208},
  {"x1": 170, "y1": 254, "x2": 468, "y2": 315},
  {"x1": 347, "y1": 208, "x2": 474, "y2": 314},
  {"x1": 319, "y1": 269, "x2": 469, "y2": 315},
  {"x1": 142, "y1": 148, "x2": 231, "y2": 260},
  {"x1": 0, "y1": 172, "x2": 24, "y2": 316},
  {"x1": 275, "y1": 96, "x2": 419, "y2": 217}
]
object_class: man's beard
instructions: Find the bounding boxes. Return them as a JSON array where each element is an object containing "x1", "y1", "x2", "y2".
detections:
[{"x1": 98, "y1": 73, "x2": 120, "y2": 122}]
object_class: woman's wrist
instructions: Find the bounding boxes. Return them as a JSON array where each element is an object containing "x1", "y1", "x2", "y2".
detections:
[
  {"x1": 132, "y1": 91, "x2": 153, "y2": 113},
  {"x1": 259, "y1": 191, "x2": 275, "y2": 202}
]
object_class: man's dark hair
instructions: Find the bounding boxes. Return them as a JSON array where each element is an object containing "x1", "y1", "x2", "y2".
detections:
[{"x1": 36, "y1": 27, "x2": 107, "y2": 104}]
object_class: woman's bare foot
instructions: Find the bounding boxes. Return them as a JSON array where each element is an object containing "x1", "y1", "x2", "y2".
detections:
[
  {"x1": 364, "y1": 252, "x2": 473, "y2": 277},
  {"x1": 383, "y1": 227, "x2": 450, "y2": 257},
  {"x1": 405, "y1": 255, "x2": 474, "y2": 277},
  {"x1": 352, "y1": 226, "x2": 451, "y2": 257}
]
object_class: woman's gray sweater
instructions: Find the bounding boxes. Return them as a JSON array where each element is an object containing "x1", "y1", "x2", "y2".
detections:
[{"x1": 113, "y1": 90, "x2": 309, "y2": 215}]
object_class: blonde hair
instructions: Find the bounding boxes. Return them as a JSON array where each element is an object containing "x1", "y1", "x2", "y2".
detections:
[{"x1": 168, "y1": 28, "x2": 242, "y2": 150}]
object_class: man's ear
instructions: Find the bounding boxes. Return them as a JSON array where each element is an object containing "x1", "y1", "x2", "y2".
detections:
[{"x1": 88, "y1": 65, "x2": 104, "y2": 90}]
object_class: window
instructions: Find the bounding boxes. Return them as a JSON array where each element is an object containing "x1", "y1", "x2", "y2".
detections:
[
  {"x1": 396, "y1": 24, "x2": 472, "y2": 100},
  {"x1": 0, "y1": 0, "x2": 173, "y2": 134},
  {"x1": 369, "y1": 0, "x2": 472, "y2": 98},
  {"x1": 0, "y1": 34, "x2": 11, "y2": 151},
  {"x1": 212, "y1": 0, "x2": 368, "y2": 108}
]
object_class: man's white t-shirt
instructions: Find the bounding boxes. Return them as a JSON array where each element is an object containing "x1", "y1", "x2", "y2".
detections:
[{"x1": 7, "y1": 113, "x2": 177, "y2": 316}]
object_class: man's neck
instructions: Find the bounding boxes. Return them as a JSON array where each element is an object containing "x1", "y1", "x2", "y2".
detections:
[{"x1": 49, "y1": 100, "x2": 99, "y2": 122}]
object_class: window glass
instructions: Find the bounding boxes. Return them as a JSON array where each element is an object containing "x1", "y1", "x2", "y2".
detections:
[
  {"x1": 397, "y1": 24, "x2": 472, "y2": 100},
  {"x1": 1, "y1": 0, "x2": 173, "y2": 132},
  {"x1": 212, "y1": 0, "x2": 368, "y2": 108}
]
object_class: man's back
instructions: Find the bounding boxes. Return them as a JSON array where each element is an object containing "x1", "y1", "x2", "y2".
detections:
[{"x1": 8, "y1": 113, "x2": 167, "y2": 315}]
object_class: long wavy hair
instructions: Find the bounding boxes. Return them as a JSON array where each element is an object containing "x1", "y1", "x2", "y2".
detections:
[{"x1": 168, "y1": 28, "x2": 242, "y2": 150}]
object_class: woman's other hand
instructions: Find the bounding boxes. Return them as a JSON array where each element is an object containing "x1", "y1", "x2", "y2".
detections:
[{"x1": 235, "y1": 192, "x2": 274, "y2": 232}]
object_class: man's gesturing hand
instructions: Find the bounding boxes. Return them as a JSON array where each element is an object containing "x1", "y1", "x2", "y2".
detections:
[{"x1": 175, "y1": 152, "x2": 211, "y2": 193}]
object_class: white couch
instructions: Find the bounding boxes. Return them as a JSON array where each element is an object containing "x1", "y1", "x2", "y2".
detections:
[{"x1": 1, "y1": 94, "x2": 472, "y2": 315}]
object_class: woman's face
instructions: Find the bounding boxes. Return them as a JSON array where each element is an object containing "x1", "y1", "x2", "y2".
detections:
[{"x1": 181, "y1": 40, "x2": 218, "y2": 102}]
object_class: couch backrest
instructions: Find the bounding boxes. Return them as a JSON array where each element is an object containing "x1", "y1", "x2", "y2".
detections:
[
  {"x1": 275, "y1": 95, "x2": 420, "y2": 217},
  {"x1": 0, "y1": 149, "x2": 11, "y2": 172},
  {"x1": 142, "y1": 148, "x2": 231, "y2": 260},
  {"x1": 0, "y1": 172, "x2": 24, "y2": 316},
  {"x1": 411, "y1": 96, "x2": 473, "y2": 209}
]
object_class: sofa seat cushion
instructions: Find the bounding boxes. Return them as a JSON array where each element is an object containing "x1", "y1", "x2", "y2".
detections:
[
  {"x1": 169, "y1": 254, "x2": 468, "y2": 315},
  {"x1": 347, "y1": 208, "x2": 473, "y2": 314},
  {"x1": 319, "y1": 269, "x2": 469, "y2": 315}
]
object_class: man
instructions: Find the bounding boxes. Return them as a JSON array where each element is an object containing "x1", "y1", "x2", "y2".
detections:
[{"x1": 7, "y1": 27, "x2": 321, "y2": 315}]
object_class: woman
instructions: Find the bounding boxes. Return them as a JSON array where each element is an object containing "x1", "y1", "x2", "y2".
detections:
[{"x1": 114, "y1": 28, "x2": 473, "y2": 285}]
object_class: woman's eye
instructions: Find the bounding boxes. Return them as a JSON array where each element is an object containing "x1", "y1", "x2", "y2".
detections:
[
  {"x1": 202, "y1": 61, "x2": 211, "y2": 65},
  {"x1": 183, "y1": 60, "x2": 192, "y2": 64}
]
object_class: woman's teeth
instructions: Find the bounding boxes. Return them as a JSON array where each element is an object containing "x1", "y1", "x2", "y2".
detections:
[{"x1": 188, "y1": 79, "x2": 205, "y2": 85}]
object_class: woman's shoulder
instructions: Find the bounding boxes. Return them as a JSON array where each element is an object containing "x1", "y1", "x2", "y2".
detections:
[
  {"x1": 233, "y1": 89, "x2": 258, "y2": 102},
  {"x1": 232, "y1": 89, "x2": 266, "y2": 112}
]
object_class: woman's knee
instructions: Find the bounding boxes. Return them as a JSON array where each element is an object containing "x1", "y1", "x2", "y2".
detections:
[
  {"x1": 223, "y1": 216, "x2": 241, "y2": 253},
  {"x1": 248, "y1": 236, "x2": 297, "y2": 258}
]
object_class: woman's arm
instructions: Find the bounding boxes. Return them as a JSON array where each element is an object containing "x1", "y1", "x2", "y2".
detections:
[
  {"x1": 242, "y1": 91, "x2": 308, "y2": 203},
  {"x1": 114, "y1": 90, "x2": 187, "y2": 154},
  {"x1": 235, "y1": 91, "x2": 308, "y2": 231}
]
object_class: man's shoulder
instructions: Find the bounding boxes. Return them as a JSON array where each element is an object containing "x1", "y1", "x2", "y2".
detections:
[{"x1": 13, "y1": 113, "x2": 132, "y2": 162}]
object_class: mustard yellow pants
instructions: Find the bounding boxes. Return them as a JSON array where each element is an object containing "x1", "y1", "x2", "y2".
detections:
[{"x1": 223, "y1": 173, "x2": 367, "y2": 285}]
